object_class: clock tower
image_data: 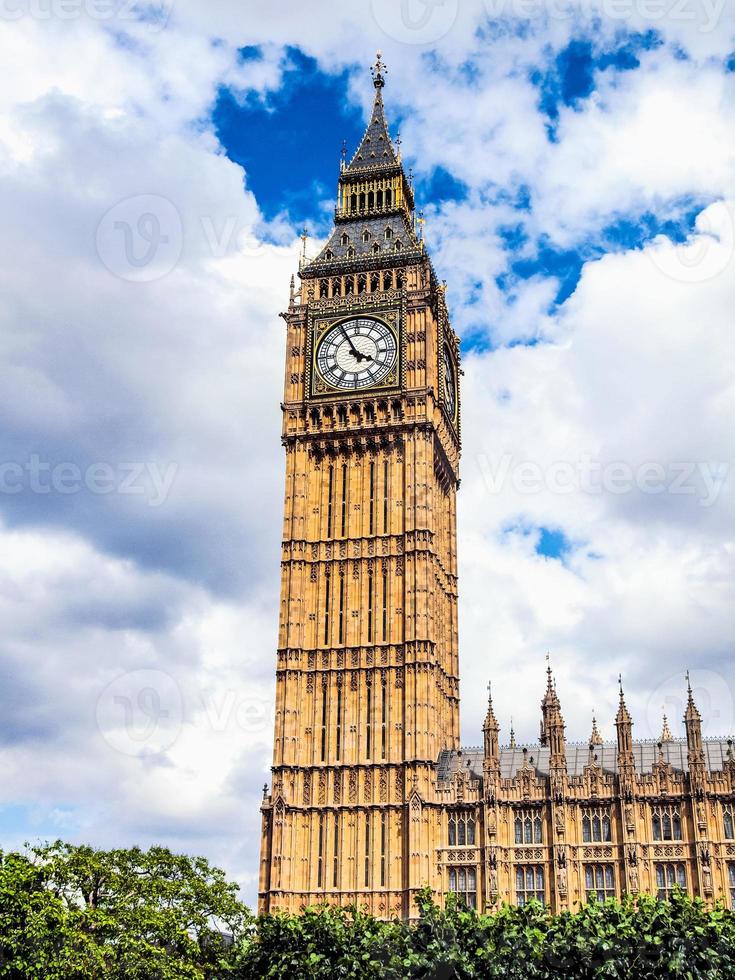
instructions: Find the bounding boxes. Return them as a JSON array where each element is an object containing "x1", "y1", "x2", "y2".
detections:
[{"x1": 259, "y1": 53, "x2": 461, "y2": 920}]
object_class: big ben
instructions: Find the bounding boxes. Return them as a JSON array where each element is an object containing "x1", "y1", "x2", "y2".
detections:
[
  {"x1": 259, "y1": 52, "x2": 462, "y2": 920},
  {"x1": 260, "y1": 53, "x2": 735, "y2": 920}
]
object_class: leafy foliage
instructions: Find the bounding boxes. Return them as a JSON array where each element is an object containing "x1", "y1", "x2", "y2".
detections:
[
  {"x1": 0, "y1": 842, "x2": 251, "y2": 979},
  {"x1": 3, "y1": 845, "x2": 735, "y2": 979}
]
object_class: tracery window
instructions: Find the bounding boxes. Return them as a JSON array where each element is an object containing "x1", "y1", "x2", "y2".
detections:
[
  {"x1": 515, "y1": 866, "x2": 544, "y2": 906},
  {"x1": 584, "y1": 865, "x2": 615, "y2": 901},
  {"x1": 655, "y1": 863, "x2": 686, "y2": 899},
  {"x1": 652, "y1": 804, "x2": 682, "y2": 841},
  {"x1": 448, "y1": 811, "x2": 476, "y2": 847},
  {"x1": 728, "y1": 865, "x2": 735, "y2": 907},
  {"x1": 448, "y1": 867, "x2": 477, "y2": 908},
  {"x1": 514, "y1": 809, "x2": 543, "y2": 844},
  {"x1": 724, "y1": 805, "x2": 734, "y2": 840},
  {"x1": 582, "y1": 807, "x2": 612, "y2": 843}
]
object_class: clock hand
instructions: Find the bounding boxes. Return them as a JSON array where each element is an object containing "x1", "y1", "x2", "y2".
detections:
[{"x1": 340, "y1": 324, "x2": 367, "y2": 362}]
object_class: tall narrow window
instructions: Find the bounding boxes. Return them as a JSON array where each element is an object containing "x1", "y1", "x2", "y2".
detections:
[
  {"x1": 729, "y1": 864, "x2": 735, "y2": 908},
  {"x1": 335, "y1": 684, "x2": 342, "y2": 761},
  {"x1": 323, "y1": 571, "x2": 331, "y2": 645},
  {"x1": 320, "y1": 683, "x2": 328, "y2": 762},
  {"x1": 655, "y1": 863, "x2": 686, "y2": 899},
  {"x1": 326, "y1": 464, "x2": 334, "y2": 538},
  {"x1": 380, "y1": 812, "x2": 387, "y2": 887},
  {"x1": 515, "y1": 866, "x2": 544, "y2": 906},
  {"x1": 333, "y1": 816, "x2": 339, "y2": 887},
  {"x1": 382, "y1": 569, "x2": 388, "y2": 642},
  {"x1": 364, "y1": 816, "x2": 371, "y2": 887},
  {"x1": 369, "y1": 461, "x2": 375, "y2": 534},
  {"x1": 341, "y1": 463, "x2": 348, "y2": 537},
  {"x1": 338, "y1": 574, "x2": 345, "y2": 645},
  {"x1": 366, "y1": 683, "x2": 372, "y2": 759},
  {"x1": 383, "y1": 460, "x2": 389, "y2": 533},
  {"x1": 725, "y1": 806, "x2": 735, "y2": 840},
  {"x1": 367, "y1": 572, "x2": 374, "y2": 643},
  {"x1": 381, "y1": 674, "x2": 387, "y2": 759},
  {"x1": 317, "y1": 814, "x2": 325, "y2": 888}
]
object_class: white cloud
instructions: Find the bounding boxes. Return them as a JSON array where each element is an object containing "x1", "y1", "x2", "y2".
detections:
[{"x1": 0, "y1": 0, "x2": 734, "y2": 908}]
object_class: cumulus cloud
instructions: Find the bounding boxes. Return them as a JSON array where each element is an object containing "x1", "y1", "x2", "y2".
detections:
[{"x1": 0, "y1": 1, "x2": 733, "y2": 906}]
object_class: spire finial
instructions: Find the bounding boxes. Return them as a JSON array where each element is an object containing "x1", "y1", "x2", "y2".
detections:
[
  {"x1": 509, "y1": 717, "x2": 516, "y2": 748},
  {"x1": 298, "y1": 226, "x2": 308, "y2": 270},
  {"x1": 590, "y1": 711, "x2": 603, "y2": 745},
  {"x1": 661, "y1": 711, "x2": 673, "y2": 742},
  {"x1": 371, "y1": 50, "x2": 386, "y2": 89},
  {"x1": 487, "y1": 680, "x2": 493, "y2": 707}
]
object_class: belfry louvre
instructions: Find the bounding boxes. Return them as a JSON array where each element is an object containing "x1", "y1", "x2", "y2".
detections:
[{"x1": 258, "y1": 54, "x2": 735, "y2": 919}]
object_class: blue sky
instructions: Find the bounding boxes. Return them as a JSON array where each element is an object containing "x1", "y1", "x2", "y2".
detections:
[{"x1": 0, "y1": 4, "x2": 734, "y2": 904}]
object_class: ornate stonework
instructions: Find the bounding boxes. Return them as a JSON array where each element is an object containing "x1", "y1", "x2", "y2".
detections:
[{"x1": 259, "y1": 55, "x2": 735, "y2": 919}]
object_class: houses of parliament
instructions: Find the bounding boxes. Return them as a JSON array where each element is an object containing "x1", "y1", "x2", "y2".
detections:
[{"x1": 259, "y1": 55, "x2": 735, "y2": 919}]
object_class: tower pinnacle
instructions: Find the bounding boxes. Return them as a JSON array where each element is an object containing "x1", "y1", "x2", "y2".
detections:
[{"x1": 371, "y1": 50, "x2": 387, "y2": 89}]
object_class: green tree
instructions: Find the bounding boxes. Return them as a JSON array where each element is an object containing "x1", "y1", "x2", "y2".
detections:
[{"x1": 0, "y1": 842, "x2": 252, "y2": 980}]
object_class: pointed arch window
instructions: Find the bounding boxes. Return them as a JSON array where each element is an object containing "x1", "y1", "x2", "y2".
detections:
[
  {"x1": 384, "y1": 226, "x2": 393, "y2": 240},
  {"x1": 448, "y1": 867, "x2": 477, "y2": 908},
  {"x1": 514, "y1": 809, "x2": 543, "y2": 844},
  {"x1": 394, "y1": 239, "x2": 402, "y2": 251},
  {"x1": 372, "y1": 243, "x2": 381, "y2": 254},
  {"x1": 448, "y1": 811, "x2": 475, "y2": 847},
  {"x1": 582, "y1": 807, "x2": 612, "y2": 843},
  {"x1": 652, "y1": 804, "x2": 682, "y2": 841},
  {"x1": 341, "y1": 232, "x2": 349, "y2": 246},
  {"x1": 347, "y1": 246, "x2": 355, "y2": 259},
  {"x1": 325, "y1": 249, "x2": 334, "y2": 260},
  {"x1": 724, "y1": 805, "x2": 735, "y2": 840},
  {"x1": 362, "y1": 230, "x2": 371, "y2": 243}
]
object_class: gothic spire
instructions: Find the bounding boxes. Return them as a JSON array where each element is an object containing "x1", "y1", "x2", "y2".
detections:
[
  {"x1": 590, "y1": 712, "x2": 603, "y2": 746},
  {"x1": 345, "y1": 51, "x2": 399, "y2": 173},
  {"x1": 509, "y1": 718, "x2": 516, "y2": 749},
  {"x1": 615, "y1": 675, "x2": 632, "y2": 727},
  {"x1": 660, "y1": 713, "x2": 673, "y2": 742},
  {"x1": 483, "y1": 681, "x2": 500, "y2": 766}
]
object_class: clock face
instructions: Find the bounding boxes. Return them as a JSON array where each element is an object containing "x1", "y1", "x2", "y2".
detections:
[
  {"x1": 443, "y1": 346, "x2": 457, "y2": 421},
  {"x1": 316, "y1": 317, "x2": 398, "y2": 391}
]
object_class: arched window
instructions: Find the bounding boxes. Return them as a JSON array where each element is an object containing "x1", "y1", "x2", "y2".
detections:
[
  {"x1": 325, "y1": 249, "x2": 333, "y2": 260},
  {"x1": 372, "y1": 243, "x2": 381, "y2": 254},
  {"x1": 319, "y1": 279, "x2": 328, "y2": 298},
  {"x1": 515, "y1": 809, "x2": 543, "y2": 844},
  {"x1": 385, "y1": 226, "x2": 393, "y2": 240},
  {"x1": 652, "y1": 805, "x2": 682, "y2": 841},
  {"x1": 394, "y1": 239, "x2": 402, "y2": 251},
  {"x1": 347, "y1": 246, "x2": 355, "y2": 259},
  {"x1": 362, "y1": 230, "x2": 371, "y2": 243},
  {"x1": 448, "y1": 814, "x2": 457, "y2": 847},
  {"x1": 341, "y1": 232, "x2": 349, "y2": 246},
  {"x1": 724, "y1": 807, "x2": 735, "y2": 839}
]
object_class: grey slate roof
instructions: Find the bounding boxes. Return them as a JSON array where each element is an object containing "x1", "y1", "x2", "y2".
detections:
[
  {"x1": 439, "y1": 740, "x2": 735, "y2": 781},
  {"x1": 345, "y1": 89, "x2": 398, "y2": 173},
  {"x1": 306, "y1": 213, "x2": 420, "y2": 272}
]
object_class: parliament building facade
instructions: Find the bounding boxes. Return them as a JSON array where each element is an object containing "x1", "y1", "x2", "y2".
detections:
[{"x1": 259, "y1": 56, "x2": 735, "y2": 919}]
